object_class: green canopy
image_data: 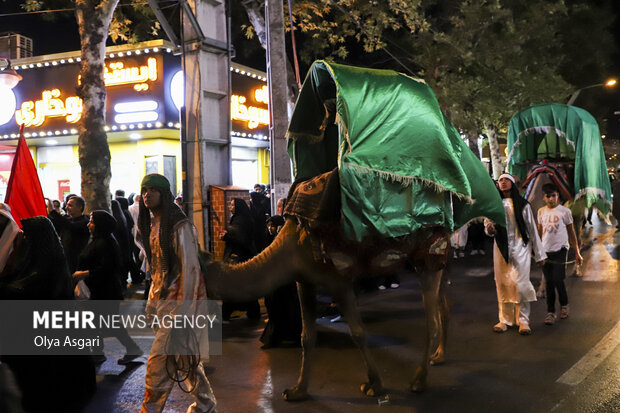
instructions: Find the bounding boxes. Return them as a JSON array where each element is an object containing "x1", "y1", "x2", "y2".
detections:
[
  {"x1": 506, "y1": 103, "x2": 612, "y2": 214},
  {"x1": 286, "y1": 60, "x2": 505, "y2": 241}
]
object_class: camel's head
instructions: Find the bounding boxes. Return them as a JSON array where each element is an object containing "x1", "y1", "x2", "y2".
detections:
[{"x1": 198, "y1": 249, "x2": 216, "y2": 270}]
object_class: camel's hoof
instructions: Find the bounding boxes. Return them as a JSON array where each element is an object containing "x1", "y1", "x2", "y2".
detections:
[
  {"x1": 411, "y1": 366, "x2": 427, "y2": 392},
  {"x1": 282, "y1": 386, "x2": 309, "y2": 402},
  {"x1": 360, "y1": 382, "x2": 384, "y2": 397},
  {"x1": 410, "y1": 380, "x2": 427, "y2": 393},
  {"x1": 430, "y1": 352, "x2": 445, "y2": 366}
]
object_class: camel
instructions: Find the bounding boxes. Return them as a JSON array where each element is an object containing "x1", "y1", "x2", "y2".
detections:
[
  {"x1": 201, "y1": 212, "x2": 450, "y2": 402},
  {"x1": 201, "y1": 60, "x2": 505, "y2": 401}
]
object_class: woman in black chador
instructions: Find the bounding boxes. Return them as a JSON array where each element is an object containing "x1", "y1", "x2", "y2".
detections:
[
  {"x1": 220, "y1": 198, "x2": 260, "y2": 320},
  {"x1": 0, "y1": 216, "x2": 96, "y2": 413},
  {"x1": 73, "y1": 210, "x2": 142, "y2": 364}
]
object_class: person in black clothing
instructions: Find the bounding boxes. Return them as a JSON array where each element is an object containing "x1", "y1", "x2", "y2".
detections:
[
  {"x1": 260, "y1": 215, "x2": 302, "y2": 348},
  {"x1": 221, "y1": 198, "x2": 256, "y2": 262},
  {"x1": 0, "y1": 216, "x2": 96, "y2": 413},
  {"x1": 117, "y1": 197, "x2": 144, "y2": 284},
  {"x1": 111, "y1": 199, "x2": 132, "y2": 288},
  {"x1": 220, "y1": 198, "x2": 260, "y2": 320},
  {"x1": 46, "y1": 196, "x2": 89, "y2": 273},
  {"x1": 250, "y1": 191, "x2": 270, "y2": 253},
  {"x1": 468, "y1": 220, "x2": 487, "y2": 256},
  {"x1": 73, "y1": 210, "x2": 142, "y2": 364}
]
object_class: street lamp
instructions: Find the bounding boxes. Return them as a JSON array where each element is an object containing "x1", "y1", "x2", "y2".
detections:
[
  {"x1": 567, "y1": 78, "x2": 617, "y2": 105},
  {"x1": 0, "y1": 59, "x2": 22, "y2": 126},
  {"x1": 0, "y1": 59, "x2": 22, "y2": 89}
]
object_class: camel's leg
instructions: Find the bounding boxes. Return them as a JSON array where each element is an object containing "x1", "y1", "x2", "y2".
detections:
[
  {"x1": 430, "y1": 273, "x2": 449, "y2": 366},
  {"x1": 411, "y1": 269, "x2": 443, "y2": 392},
  {"x1": 282, "y1": 281, "x2": 317, "y2": 402},
  {"x1": 331, "y1": 283, "x2": 386, "y2": 399}
]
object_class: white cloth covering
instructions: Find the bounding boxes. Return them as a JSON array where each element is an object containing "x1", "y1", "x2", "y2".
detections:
[
  {"x1": 0, "y1": 204, "x2": 19, "y2": 273},
  {"x1": 451, "y1": 224, "x2": 468, "y2": 249},
  {"x1": 491, "y1": 199, "x2": 546, "y2": 325},
  {"x1": 141, "y1": 217, "x2": 214, "y2": 413}
]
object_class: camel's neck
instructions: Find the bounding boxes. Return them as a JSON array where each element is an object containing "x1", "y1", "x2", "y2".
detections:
[{"x1": 204, "y1": 220, "x2": 302, "y2": 301}]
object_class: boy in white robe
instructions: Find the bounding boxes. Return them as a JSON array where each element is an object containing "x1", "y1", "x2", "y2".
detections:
[{"x1": 485, "y1": 174, "x2": 546, "y2": 335}]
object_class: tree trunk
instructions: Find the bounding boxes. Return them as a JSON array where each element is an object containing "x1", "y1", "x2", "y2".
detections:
[
  {"x1": 75, "y1": 0, "x2": 119, "y2": 212},
  {"x1": 485, "y1": 124, "x2": 503, "y2": 179},
  {"x1": 465, "y1": 131, "x2": 481, "y2": 159},
  {"x1": 241, "y1": 0, "x2": 299, "y2": 115}
]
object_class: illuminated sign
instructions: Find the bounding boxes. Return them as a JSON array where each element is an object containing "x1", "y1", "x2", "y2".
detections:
[
  {"x1": 77, "y1": 57, "x2": 158, "y2": 90},
  {"x1": 254, "y1": 85, "x2": 268, "y2": 104},
  {"x1": 15, "y1": 89, "x2": 82, "y2": 127},
  {"x1": 6, "y1": 54, "x2": 171, "y2": 131},
  {"x1": 231, "y1": 85, "x2": 269, "y2": 129},
  {"x1": 105, "y1": 57, "x2": 157, "y2": 86}
]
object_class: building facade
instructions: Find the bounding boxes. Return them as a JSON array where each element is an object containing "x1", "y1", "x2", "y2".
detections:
[{"x1": 0, "y1": 39, "x2": 270, "y2": 201}]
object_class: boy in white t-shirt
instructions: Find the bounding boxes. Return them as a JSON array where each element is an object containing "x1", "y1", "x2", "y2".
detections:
[{"x1": 537, "y1": 184, "x2": 583, "y2": 325}]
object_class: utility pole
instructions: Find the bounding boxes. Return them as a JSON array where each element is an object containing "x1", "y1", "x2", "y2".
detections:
[
  {"x1": 181, "y1": 0, "x2": 231, "y2": 248},
  {"x1": 265, "y1": 0, "x2": 292, "y2": 210}
]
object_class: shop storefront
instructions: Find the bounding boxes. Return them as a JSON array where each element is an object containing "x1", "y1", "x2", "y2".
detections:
[{"x1": 0, "y1": 39, "x2": 270, "y2": 201}]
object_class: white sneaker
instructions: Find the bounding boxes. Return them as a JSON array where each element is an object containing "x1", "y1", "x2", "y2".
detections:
[
  {"x1": 453, "y1": 251, "x2": 458, "y2": 259},
  {"x1": 378, "y1": 285, "x2": 387, "y2": 290},
  {"x1": 478, "y1": 249, "x2": 486, "y2": 256},
  {"x1": 471, "y1": 250, "x2": 479, "y2": 256},
  {"x1": 458, "y1": 251, "x2": 465, "y2": 258},
  {"x1": 390, "y1": 283, "x2": 400, "y2": 289}
]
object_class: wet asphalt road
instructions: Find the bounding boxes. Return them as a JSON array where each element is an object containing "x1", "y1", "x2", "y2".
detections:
[{"x1": 82, "y1": 215, "x2": 620, "y2": 413}]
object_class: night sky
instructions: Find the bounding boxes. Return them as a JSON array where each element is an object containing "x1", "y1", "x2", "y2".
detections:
[{"x1": 0, "y1": 1, "x2": 619, "y2": 137}]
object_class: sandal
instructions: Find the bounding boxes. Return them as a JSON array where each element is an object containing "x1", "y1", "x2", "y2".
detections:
[
  {"x1": 545, "y1": 312, "x2": 557, "y2": 325},
  {"x1": 518, "y1": 323, "x2": 531, "y2": 335},
  {"x1": 560, "y1": 305, "x2": 569, "y2": 319},
  {"x1": 493, "y1": 322, "x2": 507, "y2": 333}
]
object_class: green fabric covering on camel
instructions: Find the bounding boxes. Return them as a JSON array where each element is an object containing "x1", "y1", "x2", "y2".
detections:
[
  {"x1": 506, "y1": 103, "x2": 612, "y2": 214},
  {"x1": 286, "y1": 60, "x2": 505, "y2": 241}
]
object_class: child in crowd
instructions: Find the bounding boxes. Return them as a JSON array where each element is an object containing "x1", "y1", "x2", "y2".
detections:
[{"x1": 537, "y1": 183, "x2": 582, "y2": 325}]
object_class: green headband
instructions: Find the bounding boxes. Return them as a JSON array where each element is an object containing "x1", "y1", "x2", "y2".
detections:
[{"x1": 141, "y1": 174, "x2": 171, "y2": 192}]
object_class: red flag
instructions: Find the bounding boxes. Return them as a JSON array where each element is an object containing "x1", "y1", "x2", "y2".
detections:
[{"x1": 4, "y1": 125, "x2": 47, "y2": 227}]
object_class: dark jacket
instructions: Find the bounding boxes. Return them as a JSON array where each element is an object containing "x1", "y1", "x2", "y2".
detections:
[
  {"x1": 0, "y1": 216, "x2": 96, "y2": 413},
  {"x1": 250, "y1": 191, "x2": 270, "y2": 252},
  {"x1": 77, "y1": 211, "x2": 123, "y2": 300},
  {"x1": 222, "y1": 198, "x2": 255, "y2": 263},
  {"x1": 47, "y1": 210, "x2": 89, "y2": 273},
  {"x1": 0, "y1": 216, "x2": 73, "y2": 300}
]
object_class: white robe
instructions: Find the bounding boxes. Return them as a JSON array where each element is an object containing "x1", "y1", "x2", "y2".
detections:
[{"x1": 493, "y1": 199, "x2": 546, "y2": 304}]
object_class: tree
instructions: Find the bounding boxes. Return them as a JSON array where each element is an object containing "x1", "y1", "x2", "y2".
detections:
[
  {"x1": 411, "y1": 0, "x2": 576, "y2": 176},
  {"x1": 21, "y1": 0, "x2": 157, "y2": 211},
  {"x1": 238, "y1": 0, "x2": 428, "y2": 109},
  {"x1": 238, "y1": 1, "x2": 615, "y2": 177}
]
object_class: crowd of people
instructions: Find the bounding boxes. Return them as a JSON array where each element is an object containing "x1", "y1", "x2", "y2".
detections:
[
  {"x1": 219, "y1": 184, "x2": 302, "y2": 349},
  {"x1": 0, "y1": 169, "x2": 616, "y2": 412},
  {"x1": 0, "y1": 178, "x2": 303, "y2": 412}
]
